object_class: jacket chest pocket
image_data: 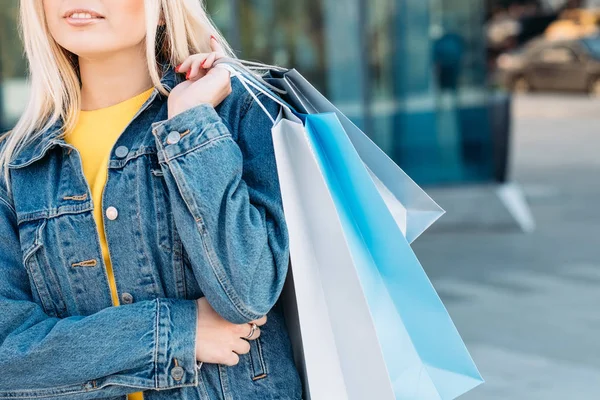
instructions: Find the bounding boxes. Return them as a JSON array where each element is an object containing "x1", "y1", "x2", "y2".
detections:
[{"x1": 20, "y1": 218, "x2": 69, "y2": 318}]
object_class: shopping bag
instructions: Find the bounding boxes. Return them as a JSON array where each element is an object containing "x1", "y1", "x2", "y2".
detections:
[
  {"x1": 301, "y1": 111, "x2": 484, "y2": 399},
  {"x1": 223, "y1": 65, "x2": 483, "y2": 399},
  {"x1": 267, "y1": 68, "x2": 445, "y2": 243},
  {"x1": 213, "y1": 58, "x2": 444, "y2": 243},
  {"x1": 272, "y1": 106, "x2": 395, "y2": 400}
]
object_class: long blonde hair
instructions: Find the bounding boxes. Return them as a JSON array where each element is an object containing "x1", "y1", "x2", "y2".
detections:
[{"x1": 0, "y1": 0, "x2": 245, "y2": 192}]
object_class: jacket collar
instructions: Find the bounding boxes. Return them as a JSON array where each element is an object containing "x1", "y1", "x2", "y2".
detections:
[{"x1": 8, "y1": 63, "x2": 179, "y2": 169}]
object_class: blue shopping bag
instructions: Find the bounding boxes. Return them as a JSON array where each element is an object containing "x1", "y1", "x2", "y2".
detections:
[{"x1": 302, "y1": 112, "x2": 483, "y2": 399}]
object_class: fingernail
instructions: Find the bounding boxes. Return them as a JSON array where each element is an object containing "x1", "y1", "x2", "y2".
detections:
[
  {"x1": 175, "y1": 63, "x2": 182, "y2": 72},
  {"x1": 185, "y1": 71, "x2": 190, "y2": 79}
]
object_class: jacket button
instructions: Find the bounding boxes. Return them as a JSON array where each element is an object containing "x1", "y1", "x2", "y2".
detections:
[
  {"x1": 105, "y1": 206, "x2": 118, "y2": 220},
  {"x1": 121, "y1": 292, "x2": 134, "y2": 304},
  {"x1": 115, "y1": 145, "x2": 129, "y2": 158},
  {"x1": 166, "y1": 131, "x2": 181, "y2": 145},
  {"x1": 171, "y1": 365, "x2": 184, "y2": 381}
]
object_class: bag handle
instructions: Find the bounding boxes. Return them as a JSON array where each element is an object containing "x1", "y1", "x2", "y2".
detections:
[
  {"x1": 214, "y1": 59, "x2": 294, "y2": 125},
  {"x1": 213, "y1": 57, "x2": 288, "y2": 95}
]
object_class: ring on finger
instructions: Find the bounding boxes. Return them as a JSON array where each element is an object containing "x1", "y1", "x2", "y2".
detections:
[{"x1": 245, "y1": 323, "x2": 258, "y2": 339}]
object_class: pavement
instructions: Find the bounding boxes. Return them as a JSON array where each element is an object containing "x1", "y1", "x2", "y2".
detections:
[{"x1": 412, "y1": 93, "x2": 600, "y2": 399}]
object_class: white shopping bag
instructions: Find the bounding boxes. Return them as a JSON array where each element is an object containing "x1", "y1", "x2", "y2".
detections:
[{"x1": 272, "y1": 107, "x2": 394, "y2": 400}]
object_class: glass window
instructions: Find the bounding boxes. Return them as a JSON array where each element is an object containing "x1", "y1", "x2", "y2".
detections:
[
  {"x1": 206, "y1": 0, "x2": 496, "y2": 184},
  {"x1": 0, "y1": 1, "x2": 27, "y2": 131}
]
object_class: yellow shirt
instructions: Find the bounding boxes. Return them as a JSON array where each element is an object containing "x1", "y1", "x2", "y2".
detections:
[{"x1": 64, "y1": 87, "x2": 154, "y2": 400}]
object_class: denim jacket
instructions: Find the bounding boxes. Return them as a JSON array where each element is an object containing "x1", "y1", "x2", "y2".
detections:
[{"x1": 0, "y1": 65, "x2": 302, "y2": 400}]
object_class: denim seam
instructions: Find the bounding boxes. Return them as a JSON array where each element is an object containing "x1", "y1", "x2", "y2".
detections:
[
  {"x1": 257, "y1": 337, "x2": 268, "y2": 375},
  {"x1": 237, "y1": 90, "x2": 272, "y2": 133},
  {"x1": 239, "y1": 91, "x2": 255, "y2": 122},
  {"x1": 37, "y1": 226, "x2": 68, "y2": 316},
  {"x1": 198, "y1": 369, "x2": 211, "y2": 399},
  {"x1": 23, "y1": 244, "x2": 54, "y2": 315},
  {"x1": 108, "y1": 145, "x2": 159, "y2": 169},
  {"x1": 0, "y1": 193, "x2": 16, "y2": 215},
  {"x1": 153, "y1": 298, "x2": 160, "y2": 389},
  {"x1": 16, "y1": 204, "x2": 94, "y2": 225},
  {"x1": 161, "y1": 133, "x2": 232, "y2": 163},
  {"x1": 6, "y1": 142, "x2": 55, "y2": 169},
  {"x1": 150, "y1": 104, "x2": 222, "y2": 140},
  {"x1": 133, "y1": 165, "x2": 161, "y2": 297}
]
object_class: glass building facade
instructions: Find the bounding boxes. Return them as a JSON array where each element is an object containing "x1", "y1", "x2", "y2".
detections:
[{"x1": 0, "y1": 0, "x2": 499, "y2": 185}]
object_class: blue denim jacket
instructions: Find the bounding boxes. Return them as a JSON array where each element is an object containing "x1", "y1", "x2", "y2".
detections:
[{"x1": 0, "y1": 65, "x2": 302, "y2": 399}]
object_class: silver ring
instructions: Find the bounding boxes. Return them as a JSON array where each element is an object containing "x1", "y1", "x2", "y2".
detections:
[{"x1": 245, "y1": 323, "x2": 258, "y2": 339}]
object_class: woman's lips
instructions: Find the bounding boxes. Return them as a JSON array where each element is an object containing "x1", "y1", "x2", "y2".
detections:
[{"x1": 63, "y1": 10, "x2": 105, "y2": 27}]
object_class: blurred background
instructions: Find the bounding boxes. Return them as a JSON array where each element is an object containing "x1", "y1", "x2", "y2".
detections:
[{"x1": 1, "y1": 0, "x2": 599, "y2": 398}]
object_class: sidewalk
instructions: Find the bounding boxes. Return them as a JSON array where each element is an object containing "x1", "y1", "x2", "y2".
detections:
[{"x1": 412, "y1": 93, "x2": 600, "y2": 399}]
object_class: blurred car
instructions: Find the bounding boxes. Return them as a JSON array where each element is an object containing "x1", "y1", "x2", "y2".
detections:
[{"x1": 496, "y1": 36, "x2": 600, "y2": 94}]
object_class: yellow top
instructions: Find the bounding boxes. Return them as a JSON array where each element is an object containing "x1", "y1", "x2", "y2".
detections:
[{"x1": 64, "y1": 87, "x2": 154, "y2": 400}]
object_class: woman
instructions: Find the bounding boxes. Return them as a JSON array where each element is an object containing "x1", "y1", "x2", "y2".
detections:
[{"x1": 0, "y1": 1, "x2": 302, "y2": 399}]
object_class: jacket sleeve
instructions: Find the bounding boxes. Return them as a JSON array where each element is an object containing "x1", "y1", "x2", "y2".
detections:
[
  {"x1": 151, "y1": 91, "x2": 289, "y2": 324},
  {"x1": 0, "y1": 186, "x2": 200, "y2": 397}
]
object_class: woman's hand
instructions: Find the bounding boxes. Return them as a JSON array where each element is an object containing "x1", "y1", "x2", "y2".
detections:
[
  {"x1": 167, "y1": 36, "x2": 231, "y2": 119},
  {"x1": 195, "y1": 297, "x2": 267, "y2": 366}
]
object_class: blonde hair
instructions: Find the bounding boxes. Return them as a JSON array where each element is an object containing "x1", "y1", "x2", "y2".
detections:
[{"x1": 0, "y1": 0, "x2": 250, "y2": 192}]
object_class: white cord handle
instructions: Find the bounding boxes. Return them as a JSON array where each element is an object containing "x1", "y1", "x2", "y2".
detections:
[{"x1": 216, "y1": 62, "x2": 293, "y2": 125}]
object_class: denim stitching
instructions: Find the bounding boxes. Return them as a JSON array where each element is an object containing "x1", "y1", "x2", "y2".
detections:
[
  {"x1": 0, "y1": 193, "x2": 16, "y2": 215},
  {"x1": 23, "y1": 245, "x2": 54, "y2": 315},
  {"x1": 153, "y1": 298, "x2": 160, "y2": 389},
  {"x1": 162, "y1": 133, "x2": 232, "y2": 163},
  {"x1": 16, "y1": 203, "x2": 94, "y2": 225},
  {"x1": 256, "y1": 337, "x2": 268, "y2": 375}
]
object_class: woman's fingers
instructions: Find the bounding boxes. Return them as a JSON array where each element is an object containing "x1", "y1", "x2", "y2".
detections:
[
  {"x1": 175, "y1": 56, "x2": 195, "y2": 74},
  {"x1": 232, "y1": 338, "x2": 251, "y2": 355},
  {"x1": 235, "y1": 322, "x2": 261, "y2": 340},
  {"x1": 178, "y1": 53, "x2": 224, "y2": 81},
  {"x1": 210, "y1": 35, "x2": 225, "y2": 53},
  {"x1": 202, "y1": 52, "x2": 218, "y2": 70},
  {"x1": 187, "y1": 58, "x2": 204, "y2": 81},
  {"x1": 252, "y1": 315, "x2": 268, "y2": 327},
  {"x1": 223, "y1": 352, "x2": 240, "y2": 367},
  {"x1": 176, "y1": 53, "x2": 210, "y2": 75},
  {"x1": 248, "y1": 326, "x2": 261, "y2": 340},
  {"x1": 176, "y1": 36, "x2": 227, "y2": 79}
]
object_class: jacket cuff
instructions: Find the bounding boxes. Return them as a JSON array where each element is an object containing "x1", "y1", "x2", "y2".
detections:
[
  {"x1": 151, "y1": 103, "x2": 232, "y2": 163},
  {"x1": 155, "y1": 298, "x2": 199, "y2": 389}
]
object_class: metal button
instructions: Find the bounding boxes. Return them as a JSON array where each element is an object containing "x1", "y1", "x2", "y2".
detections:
[
  {"x1": 166, "y1": 131, "x2": 181, "y2": 145},
  {"x1": 171, "y1": 365, "x2": 184, "y2": 381},
  {"x1": 115, "y1": 145, "x2": 129, "y2": 158},
  {"x1": 105, "y1": 206, "x2": 118, "y2": 220},
  {"x1": 121, "y1": 292, "x2": 134, "y2": 304}
]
